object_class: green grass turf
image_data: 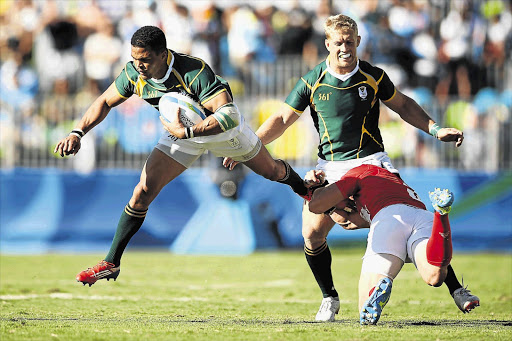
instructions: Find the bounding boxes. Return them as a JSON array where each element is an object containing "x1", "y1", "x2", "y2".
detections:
[{"x1": 1, "y1": 248, "x2": 511, "y2": 340}]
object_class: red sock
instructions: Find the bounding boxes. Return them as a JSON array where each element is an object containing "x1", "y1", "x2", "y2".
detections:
[{"x1": 426, "y1": 212, "x2": 453, "y2": 266}]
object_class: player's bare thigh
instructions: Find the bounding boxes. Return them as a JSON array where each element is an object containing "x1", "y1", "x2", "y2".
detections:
[
  {"x1": 129, "y1": 148, "x2": 187, "y2": 210},
  {"x1": 412, "y1": 239, "x2": 448, "y2": 287},
  {"x1": 302, "y1": 201, "x2": 336, "y2": 249}
]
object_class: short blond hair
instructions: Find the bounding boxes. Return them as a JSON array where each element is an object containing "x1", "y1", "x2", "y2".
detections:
[{"x1": 324, "y1": 14, "x2": 358, "y2": 39}]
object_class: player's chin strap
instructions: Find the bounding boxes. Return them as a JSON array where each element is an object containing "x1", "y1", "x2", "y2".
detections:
[{"x1": 212, "y1": 103, "x2": 240, "y2": 132}]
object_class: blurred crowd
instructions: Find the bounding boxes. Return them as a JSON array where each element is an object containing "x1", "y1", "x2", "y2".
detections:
[{"x1": 0, "y1": 0, "x2": 511, "y2": 170}]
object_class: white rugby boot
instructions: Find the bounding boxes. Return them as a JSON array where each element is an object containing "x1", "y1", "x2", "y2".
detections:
[{"x1": 315, "y1": 296, "x2": 340, "y2": 322}]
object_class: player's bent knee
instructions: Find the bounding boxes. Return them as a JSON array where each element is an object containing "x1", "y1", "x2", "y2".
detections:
[
  {"x1": 424, "y1": 269, "x2": 447, "y2": 287},
  {"x1": 131, "y1": 183, "x2": 155, "y2": 209},
  {"x1": 302, "y1": 223, "x2": 330, "y2": 241}
]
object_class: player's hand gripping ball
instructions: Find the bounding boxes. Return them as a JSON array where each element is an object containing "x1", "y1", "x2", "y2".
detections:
[{"x1": 158, "y1": 92, "x2": 206, "y2": 127}]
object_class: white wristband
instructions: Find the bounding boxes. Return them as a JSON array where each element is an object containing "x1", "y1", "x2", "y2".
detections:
[{"x1": 69, "y1": 132, "x2": 82, "y2": 139}]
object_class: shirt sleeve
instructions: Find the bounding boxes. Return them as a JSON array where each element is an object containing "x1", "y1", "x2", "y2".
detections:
[
  {"x1": 114, "y1": 65, "x2": 135, "y2": 99},
  {"x1": 284, "y1": 77, "x2": 312, "y2": 114},
  {"x1": 334, "y1": 167, "x2": 362, "y2": 199},
  {"x1": 376, "y1": 70, "x2": 396, "y2": 102},
  {"x1": 188, "y1": 63, "x2": 226, "y2": 104}
]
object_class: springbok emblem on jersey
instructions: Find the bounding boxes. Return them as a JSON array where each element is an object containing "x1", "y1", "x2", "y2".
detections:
[{"x1": 358, "y1": 86, "x2": 367, "y2": 100}]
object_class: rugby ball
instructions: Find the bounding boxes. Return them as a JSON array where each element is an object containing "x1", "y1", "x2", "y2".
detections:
[{"x1": 158, "y1": 92, "x2": 206, "y2": 127}]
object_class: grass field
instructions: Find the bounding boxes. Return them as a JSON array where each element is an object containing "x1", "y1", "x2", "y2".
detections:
[{"x1": 1, "y1": 248, "x2": 511, "y2": 340}]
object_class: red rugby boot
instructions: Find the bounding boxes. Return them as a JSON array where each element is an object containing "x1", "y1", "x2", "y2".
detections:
[{"x1": 76, "y1": 260, "x2": 120, "y2": 286}]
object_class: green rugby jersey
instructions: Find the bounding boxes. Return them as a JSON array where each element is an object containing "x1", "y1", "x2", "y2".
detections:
[
  {"x1": 285, "y1": 59, "x2": 396, "y2": 161},
  {"x1": 114, "y1": 49, "x2": 229, "y2": 115}
]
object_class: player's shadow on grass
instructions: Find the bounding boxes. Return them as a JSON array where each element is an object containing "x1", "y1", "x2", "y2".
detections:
[
  {"x1": 380, "y1": 319, "x2": 512, "y2": 327},
  {"x1": 5, "y1": 317, "x2": 512, "y2": 327}
]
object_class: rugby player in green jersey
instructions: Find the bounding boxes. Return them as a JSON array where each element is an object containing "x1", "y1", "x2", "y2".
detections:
[
  {"x1": 224, "y1": 14, "x2": 477, "y2": 321},
  {"x1": 54, "y1": 26, "x2": 310, "y2": 286}
]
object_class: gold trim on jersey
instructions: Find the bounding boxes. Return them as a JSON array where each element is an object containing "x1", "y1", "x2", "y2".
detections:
[
  {"x1": 300, "y1": 77, "x2": 313, "y2": 89},
  {"x1": 308, "y1": 69, "x2": 334, "y2": 160},
  {"x1": 285, "y1": 103, "x2": 303, "y2": 115},
  {"x1": 124, "y1": 68, "x2": 136, "y2": 86},
  {"x1": 359, "y1": 70, "x2": 379, "y2": 108},
  {"x1": 382, "y1": 88, "x2": 397, "y2": 102},
  {"x1": 357, "y1": 116, "x2": 383, "y2": 158},
  {"x1": 317, "y1": 112, "x2": 334, "y2": 160},
  {"x1": 115, "y1": 86, "x2": 128, "y2": 99},
  {"x1": 201, "y1": 89, "x2": 227, "y2": 105},
  {"x1": 171, "y1": 69, "x2": 193, "y2": 95},
  {"x1": 309, "y1": 69, "x2": 329, "y2": 104},
  {"x1": 187, "y1": 56, "x2": 206, "y2": 87},
  {"x1": 167, "y1": 50, "x2": 172, "y2": 66},
  {"x1": 134, "y1": 77, "x2": 147, "y2": 97}
]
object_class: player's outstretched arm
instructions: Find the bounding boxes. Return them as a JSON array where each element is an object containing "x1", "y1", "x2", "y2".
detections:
[
  {"x1": 255, "y1": 104, "x2": 300, "y2": 145},
  {"x1": 223, "y1": 103, "x2": 300, "y2": 170},
  {"x1": 304, "y1": 170, "x2": 346, "y2": 214},
  {"x1": 385, "y1": 90, "x2": 463, "y2": 147},
  {"x1": 53, "y1": 82, "x2": 126, "y2": 157}
]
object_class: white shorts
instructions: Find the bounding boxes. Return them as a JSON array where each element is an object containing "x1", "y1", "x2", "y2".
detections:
[
  {"x1": 316, "y1": 152, "x2": 398, "y2": 183},
  {"x1": 156, "y1": 119, "x2": 261, "y2": 168},
  {"x1": 363, "y1": 204, "x2": 434, "y2": 266}
]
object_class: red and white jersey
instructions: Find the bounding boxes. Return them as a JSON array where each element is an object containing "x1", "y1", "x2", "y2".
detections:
[{"x1": 335, "y1": 164, "x2": 426, "y2": 222}]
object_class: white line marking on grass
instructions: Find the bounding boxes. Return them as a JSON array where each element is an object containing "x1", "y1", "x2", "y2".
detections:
[
  {"x1": 0, "y1": 294, "x2": 209, "y2": 302},
  {"x1": 0, "y1": 294, "x2": 352, "y2": 304},
  {"x1": 0, "y1": 294, "x2": 125, "y2": 300}
]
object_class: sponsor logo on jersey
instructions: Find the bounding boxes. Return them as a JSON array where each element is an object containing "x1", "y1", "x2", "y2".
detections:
[
  {"x1": 317, "y1": 92, "x2": 332, "y2": 101},
  {"x1": 358, "y1": 86, "x2": 367, "y2": 100},
  {"x1": 147, "y1": 90, "x2": 158, "y2": 98}
]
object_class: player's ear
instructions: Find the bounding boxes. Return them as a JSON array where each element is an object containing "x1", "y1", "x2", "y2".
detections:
[{"x1": 356, "y1": 35, "x2": 361, "y2": 47}]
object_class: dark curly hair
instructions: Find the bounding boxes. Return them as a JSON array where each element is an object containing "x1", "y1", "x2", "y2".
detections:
[{"x1": 131, "y1": 26, "x2": 167, "y2": 53}]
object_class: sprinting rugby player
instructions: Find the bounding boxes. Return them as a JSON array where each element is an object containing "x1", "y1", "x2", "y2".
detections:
[
  {"x1": 305, "y1": 165, "x2": 480, "y2": 324},
  {"x1": 54, "y1": 26, "x2": 309, "y2": 286},
  {"x1": 223, "y1": 13, "x2": 475, "y2": 320}
]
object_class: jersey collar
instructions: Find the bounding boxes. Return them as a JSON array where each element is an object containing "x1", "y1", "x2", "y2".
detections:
[
  {"x1": 326, "y1": 59, "x2": 360, "y2": 82},
  {"x1": 152, "y1": 50, "x2": 174, "y2": 83}
]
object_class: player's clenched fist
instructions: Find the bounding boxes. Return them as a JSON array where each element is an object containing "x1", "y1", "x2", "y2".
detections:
[{"x1": 304, "y1": 169, "x2": 326, "y2": 187}]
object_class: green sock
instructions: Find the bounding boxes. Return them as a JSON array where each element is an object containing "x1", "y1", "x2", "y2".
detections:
[
  {"x1": 305, "y1": 241, "x2": 339, "y2": 298},
  {"x1": 104, "y1": 204, "x2": 147, "y2": 266}
]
